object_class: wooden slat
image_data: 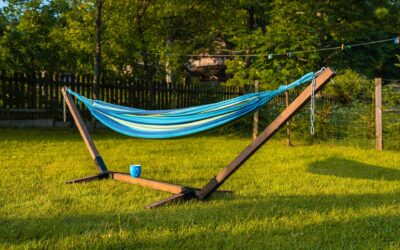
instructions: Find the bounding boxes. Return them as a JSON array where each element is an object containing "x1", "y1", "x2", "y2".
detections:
[
  {"x1": 37, "y1": 73, "x2": 43, "y2": 109},
  {"x1": 50, "y1": 73, "x2": 56, "y2": 111},
  {"x1": 176, "y1": 83, "x2": 180, "y2": 108},
  {"x1": 161, "y1": 81, "x2": 165, "y2": 109},
  {"x1": 8, "y1": 73, "x2": 15, "y2": 109},
  {"x1": 133, "y1": 79, "x2": 137, "y2": 107},
  {"x1": 111, "y1": 172, "x2": 185, "y2": 194},
  {"x1": 197, "y1": 67, "x2": 336, "y2": 200},
  {"x1": 15, "y1": 73, "x2": 20, "y2": 109},
  {"x1": 178, "y1": 83, "x2": 182, "y2": 107},
  {"x1": 156, "y1": 80, "x2": 160, "y2": 109},
  {"x1": 124, "y1": 78, "x2": 128, "y2": 106}
]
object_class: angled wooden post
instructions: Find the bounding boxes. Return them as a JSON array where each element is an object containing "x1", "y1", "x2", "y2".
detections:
[
  {"x1": 196, "y1": 67, "x2": 336, "y2": 200},
  {"x1": 61, "y1": 87, "x2": 108, "y2": 173}
]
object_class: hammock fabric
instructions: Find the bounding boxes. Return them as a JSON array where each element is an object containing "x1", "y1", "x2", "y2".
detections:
[{"x1": 66, "y1": 72, "x2": 315, "y2": 139}]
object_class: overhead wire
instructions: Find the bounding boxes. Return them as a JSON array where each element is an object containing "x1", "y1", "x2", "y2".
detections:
[{"x1": 143, "y1": 36, "x2": 399, "y2": 58}]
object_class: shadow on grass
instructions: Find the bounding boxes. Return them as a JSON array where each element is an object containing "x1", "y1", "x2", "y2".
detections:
[
  {"x1": 0, "y1": 127, "x2": 131, "y2": 142},
  {"x1": 308, "y1": 157, "x2": 400, "y2": 181},
  {"x1": 0, "y1": 127, "x2": 251, "y2": 148},
  {"x1": 1, "y1": 192, "x2": 399, "y2": 248}
]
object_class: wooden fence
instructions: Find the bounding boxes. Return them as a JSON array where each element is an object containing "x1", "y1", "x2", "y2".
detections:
[
  {"x1": 0, "y1": 71, "x2": 302, "y2": 121},
  {"x1": 0, "y1": 72, "x2": 251, "y2": 120}
]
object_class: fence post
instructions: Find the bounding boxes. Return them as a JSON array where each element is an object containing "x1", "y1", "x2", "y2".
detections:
[
  {"x1": 285, "y1": 81, "x2": 292, "y2": 146},
  {"x1": 375, "y1": 78, "x2": 383, "y2": 150},
  {"x1": 253, "y1": 80, "x2": 259, "y2": 140}
]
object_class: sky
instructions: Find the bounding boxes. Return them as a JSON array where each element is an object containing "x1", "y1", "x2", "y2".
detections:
[{"x1": 0, "y1": 1, "x2": 52, "y2": 10}]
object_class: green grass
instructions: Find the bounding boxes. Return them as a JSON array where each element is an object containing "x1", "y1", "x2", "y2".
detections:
[{"x1": 0, "y1": 128, "x2": 399, "y2": 249}]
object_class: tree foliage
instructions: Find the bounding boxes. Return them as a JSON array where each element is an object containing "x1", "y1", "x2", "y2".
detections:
[{"x1": 0, "y1": 0, "x2": 398, "y2": 84}]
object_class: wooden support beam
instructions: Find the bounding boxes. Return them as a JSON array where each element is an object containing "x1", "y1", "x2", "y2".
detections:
[
  {"x1": 61, "y1": 87, "x2": 107, "y2": 173},
  {"x1": 375, "y1": 78, "x2": 383, "y2": 151},
  {"x1": 110, "y1": 172, "x2": 186, "y2": 194},
  {"x1": 197, "y1": 67, "x2": 336, "y2": 200}
]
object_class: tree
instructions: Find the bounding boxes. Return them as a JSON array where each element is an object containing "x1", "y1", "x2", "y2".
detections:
[
  {"x1": 225, "y1": 0, "x2": 400, "y2": 87},
  {"x1": 0, "y1": 0, "x2": 68, "y2": 73},
  {"x1": 0, "y1": 0, "x2": 398, "y2": 83},
  {"x1": 93, "y1": 0, "x2": 103, "y2": 100}
]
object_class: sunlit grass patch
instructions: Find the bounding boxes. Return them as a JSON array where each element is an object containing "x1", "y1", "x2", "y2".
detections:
[{"x1": 0, "y1": 128, "x2": 399, "y2": 249}]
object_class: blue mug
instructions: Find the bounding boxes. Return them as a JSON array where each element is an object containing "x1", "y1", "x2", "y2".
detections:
[{"x1": 130, "y1": 165, "x2": 141, "y2": 178}]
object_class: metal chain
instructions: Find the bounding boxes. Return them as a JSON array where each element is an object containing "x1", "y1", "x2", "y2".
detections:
[
  {"x1": 309, "y1": 67, "x2": 326, "y2": 135},
  {"x1": 310, "y1": 77, "x2": 316, "y2": 135}
]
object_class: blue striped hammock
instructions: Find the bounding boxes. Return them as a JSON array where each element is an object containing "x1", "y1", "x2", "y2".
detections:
[{"x1": 67, "y1": 72, "x2": 315, "y2": 139}]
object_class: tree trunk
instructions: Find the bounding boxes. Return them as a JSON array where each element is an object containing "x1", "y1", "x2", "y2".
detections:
[
  {"x1": 92, "y1": 0, "x2": 103, "y2": 130},
  {"x1": 94, "y1": 0, "x2": 102, "y2": 100},
  {"x1": 136, "y1": 0, "x2": 153, "y2": 108},
  {"x1": 245, "y1": 7, "x2": 255, "y2": 77},
  {"x1": 247, "y1": 6, "x2": 255, "y2": 31}
]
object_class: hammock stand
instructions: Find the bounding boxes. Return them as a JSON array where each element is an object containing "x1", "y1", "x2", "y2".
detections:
[{"x1": 61, "y1": 67, "x2": 335, "y2": 208}]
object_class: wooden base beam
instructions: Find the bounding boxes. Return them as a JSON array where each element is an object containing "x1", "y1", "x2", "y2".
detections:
[
  {"x1": 110, "y1": 172, "x2": 232, "y2": 194},
  {"x1": 110, "y1": 172, "x2": 186, "y2": 194}
]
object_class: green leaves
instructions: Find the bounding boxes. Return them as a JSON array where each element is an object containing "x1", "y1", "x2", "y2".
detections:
[
  {"x1": 0, "y1": 0, "x2": 398, "y2": 80},
  {"x1": 324, "y1": 69, "x2": 373, "y2": 103},
  {"x1": 229, "y1": 0, "x2": 400, "y2": 85}
]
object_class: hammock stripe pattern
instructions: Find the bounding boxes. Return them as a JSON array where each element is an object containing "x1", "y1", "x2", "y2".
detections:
[{"x1": 66, "y1": 72, "x2": 315, "y2": 138}]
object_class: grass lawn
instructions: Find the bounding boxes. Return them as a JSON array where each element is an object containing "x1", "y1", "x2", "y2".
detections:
[{"x1": 0, "y1": 127, "x2": 399, "y2": 249}]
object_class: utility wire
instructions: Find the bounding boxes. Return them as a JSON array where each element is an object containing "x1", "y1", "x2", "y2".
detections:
[
  {"x1": 383, "y1": 79, "x2": 400, "y2": 82},
  {"x1": 144, "y1": 36, "x2": 399, "y2": 58}
]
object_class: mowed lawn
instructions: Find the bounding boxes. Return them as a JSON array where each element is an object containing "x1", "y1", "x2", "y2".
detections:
[{"x1": 0, "y1": 128, "x2": 399, "y2": 249}]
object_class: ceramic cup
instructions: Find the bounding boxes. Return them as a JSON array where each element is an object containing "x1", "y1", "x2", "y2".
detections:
[{"x1": 130, "y1": 164, "x2": 141, "y2": 178}]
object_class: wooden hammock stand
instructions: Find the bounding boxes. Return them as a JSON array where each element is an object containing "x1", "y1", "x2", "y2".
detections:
[{"x1": 61, "y1": 67, "x2": 335, "y2": 209}]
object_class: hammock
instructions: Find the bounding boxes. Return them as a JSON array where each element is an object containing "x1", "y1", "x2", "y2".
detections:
[{"x1": 66, "y1": 72, "x2": 315, "y2": 139}]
